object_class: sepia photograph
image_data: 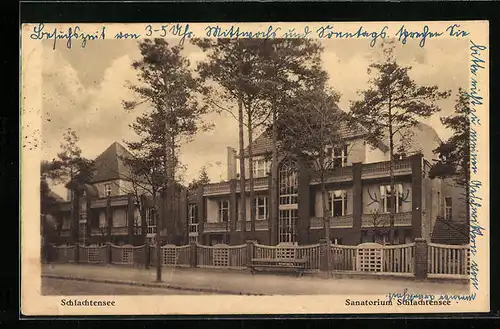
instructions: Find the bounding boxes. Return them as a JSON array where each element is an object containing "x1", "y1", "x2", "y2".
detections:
[{"x1": 21, "y1": 21, "x2": 489, "y2": 315}]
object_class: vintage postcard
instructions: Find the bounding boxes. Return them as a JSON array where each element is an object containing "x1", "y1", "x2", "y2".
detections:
[{"x1": 21, "y1": 21, "x2": 489, "y2": 316}]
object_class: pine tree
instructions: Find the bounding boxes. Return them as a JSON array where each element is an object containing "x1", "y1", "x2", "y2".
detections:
[
  {"x1": 350, "y1": 43, "x2": 451, "y2": 244},
  {"x1": 275, "y1": 86, "x2": 345, "y2": 273},
  {"x1": 195, "y1": 38, "x2": 327, "y2": 244},
  {"x1": 45, "y1": 128, "x2": 94, "y2": 245},
  {"x1": 188, "y1": 166, "x2": 211, "y2": 191},
  {"x1": 256, "y1": 39, "x2": 326, "y2": 245},
  {"x1": 124, "y1": 38, "x2": 209, "y2": 242},
  {"x1": 124, "y1": 38, "x2": 209, "y2": 280},
  {"x1": 194, "y1": 39, "x2": 268, "y2": 239},
  {"x1": 431, "y1": 88, "x2": 471, "y2": 222}
]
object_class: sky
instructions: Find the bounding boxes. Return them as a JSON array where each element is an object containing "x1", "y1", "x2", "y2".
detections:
[{"x1": 40, "y1": 37, "x2": 468, "y2": 198}]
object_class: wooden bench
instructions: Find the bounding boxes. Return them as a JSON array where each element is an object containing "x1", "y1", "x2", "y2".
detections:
[{"x1": 249, "y1": 258, "x2": 307, "y2": 277}]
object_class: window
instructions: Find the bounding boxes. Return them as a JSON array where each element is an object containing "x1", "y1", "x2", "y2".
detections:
[
  {"x1": 445, "y1": 197, "x2": 452, "y2": 220},
  {"x1": 104, "y1": 183, "x2": 112, "y2": 197},
  {"x1": 252, "y1": 159, "x2": 269, "y2": 178},
  {"x1": 279, "y1": 209, "x2": 298, "y2": 243},
  {"x1": 332, "y1": 238, "x2": 342, "y2": 245},
  {"x1": 380, "y1": 184, "x2": 403, "y2": 213},
  {"x1": 254, "y1": 196, "x2": 268, "y2": 220},
  {"x1": 112, "y1": 208, "x2": 127, "y2": 227},
  {"x1": 188, "y1": 204, "x2": 199, "y2": 233},
  {"x1": 328, "y1": 190, "x2": 348, "y2": 217},
  {"x1": 62, "y1": 215, "x2": 71, "y2": 230},
  {"x1": 133, "y1": 217, "x2": 142, "y2": 235},
  {"x1": 329, "y1": 145, "x2": 348, "y2": 168},
  {"x1": 279, "y1": 162, "x2": 299, "y2": 205},
  {"x1": 146, "y1": 208, "x2": 156, "y2": 236},
  {"x1": 218, "y1": 200, "x2": 230, "y2": 222}
]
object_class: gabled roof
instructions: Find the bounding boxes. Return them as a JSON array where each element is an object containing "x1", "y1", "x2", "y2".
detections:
[
  {"x1": 48, "y1": 190, "x2": 65, "y2": 202},
  {"x1": 242, "y1": 105, "x2": 382, "y2": 157},
  {"x1": 431, "y1": 219, "x2": 469, "y2": 245},
  {"x1": 89, "y1": 142, "x2": 134, "y2": 183}
]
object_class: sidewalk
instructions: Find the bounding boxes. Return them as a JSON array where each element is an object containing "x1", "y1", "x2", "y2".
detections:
[{"x1": 42, "y1": 264, "x2": 469, "y2": 296}]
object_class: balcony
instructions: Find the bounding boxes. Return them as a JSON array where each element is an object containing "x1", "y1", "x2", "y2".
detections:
[
  {"x1": 91, "y1": 198, "x2": 107, "y2": 208},
  {"x1": 89, "y1": 195, "x2": 129, "y2": 209},
  {"x1": 361, "y1": 211, "x2": 412, "y2": 227},
  {"x1": 90, "y1": 227, "x2": 109, "y2": 236},
  {"x1": 203, "y1": 177, "x2": 269, "y2": 196},
  {"x1": 310, "y1": 166, "x2": 353, "y2": 185},
  {"x1": 235, "y1": 219, "x2": 269, "y2": 231},
  {"x1": 59, "y1": 202, "x2": 72, "y2": 212},
  {"x1": 203, "y1": 220, "x2": 270, "y2": 233},
  {"x1": 310, "y1": 216, "x2": 354, "y2": 229},
  {"x1": 60, "y1": 230, "x2": 70, "y2": 237},
  {"x1": 236, "y1": 176, "x2": 269, "y2": 192},
  {"x1": 203, "y1": 222, "x2": 230, "y2": 232},
  {"x1": 255, "y1": 220, "x2": 269, "y2": 231},
  {"x1": 110, "y1": 227, "x2": 128, "y2": 235},
  {"x1": 203, "y1": 182, "x2": 231, "y2": 196},
  {"x1": 361, "y1": 158, "x2": 412, "y2": 180}
]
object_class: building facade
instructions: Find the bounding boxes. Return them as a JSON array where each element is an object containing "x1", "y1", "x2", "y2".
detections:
[
  {"x1": 52, "y1": 142, "x2": 187, "y2": 246},
  {"x1": 49, "y1": 123, "x2": 467, "y2": 247}
]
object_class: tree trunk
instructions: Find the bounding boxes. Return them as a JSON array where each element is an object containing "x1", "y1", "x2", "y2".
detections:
[
  {"x1": 388, "y1": 97, "x2": 396, "y2": 245},
  {"x1": 319, "y1": 118, "x2": 331, "y2": 275},
  {"x1": 270, "y1": 100, "x2": 278, "y2": 245},
  {"x1": 238, "y1": 96, "x2": 247, "y2": 241},
  {"x1": 247, "y1": 111, "x2": 256, "y2": 235},
  {"x1": 464, "y1": 145, "x2": 470, "y2": 230},
  {"x1": 140, "y1": 195, "x2": 150, "y2": 269},
  {"x1": 154, "y1": 188, "x2": 162, "y2": 281}
]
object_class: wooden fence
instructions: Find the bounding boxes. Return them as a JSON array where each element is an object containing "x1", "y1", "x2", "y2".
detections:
[
  {"x1": 47, "y1": 240, "x2": 471, "y2": 280},
  {"x1": 197, "y1": 244, "x2": 247, "y2": 269},
  {"x1": 427, "y1": 243, "x2": 470, "y2": 279}
]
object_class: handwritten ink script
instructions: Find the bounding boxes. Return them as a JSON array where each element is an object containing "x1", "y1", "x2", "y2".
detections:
[
  {"x1": 30, "y1": 23, "x2": 106, "y2": 50},
  {"x1": 387, "y1": 288, "x2": 476, "y2": 305},
  {"x1": 464, "y1": 40, "x2": 487, "y2": 292},
  {"x1": 29, "y1": 23, "x2": 471, "y2": 50}
]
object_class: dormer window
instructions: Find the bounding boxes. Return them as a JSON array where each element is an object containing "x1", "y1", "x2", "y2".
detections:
[
  {"x1": 328, "y1": 145, "x2": 348, "y2": 168},
  {"x1": 104, "y1": 183, "x2": 112, "y2": 197},
  {"x1": 252, "y1": 158, "x2": 269, "y2": 178}
]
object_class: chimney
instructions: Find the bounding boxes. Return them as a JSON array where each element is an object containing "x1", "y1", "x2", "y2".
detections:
[{"x1": 227, "y1": 147, "x2": 237, "y2": 180}]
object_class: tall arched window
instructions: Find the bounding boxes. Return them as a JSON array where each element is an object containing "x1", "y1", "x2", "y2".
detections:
[{"x1": 278, "y1": 159, "x2": 299, "y2": 244}]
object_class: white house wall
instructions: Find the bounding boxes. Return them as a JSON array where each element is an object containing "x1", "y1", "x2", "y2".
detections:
[
  {"x1": 98, "y1": 210, "x2": 106, "y2": 227},
  {"x1": 442, "y1": 178, "x2": 467, "y2": 222},
  {"x1": 112, "y1": 207, "x2": 127, "y2": 227},
  {"x1": 345, "y1": 138, "x2": 366, "y2": 165},
  {"x1": 422, "y1": 177, "x2": 442, "y2": 240},
  {"x1": 206, "y1": 198, "x2": 220, "y2": 223},
  {"x1": 365, "y1": 144, "x2": 388, "y2": 163}
]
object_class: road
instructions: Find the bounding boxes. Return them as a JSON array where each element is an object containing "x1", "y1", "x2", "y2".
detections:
[{"x1": 42, "y1": 277, "x2": 213, "y2": 295}]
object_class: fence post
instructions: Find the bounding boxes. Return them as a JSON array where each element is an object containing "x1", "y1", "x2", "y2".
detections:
[
  {"x1": 190, "y1": 242, "x2": 197, "y2": 268},
  {"x1": 246, "y1": 240, "x2": 255, "y2": 266},
  {"x1": 106, "y1": 242, "x2": 112, "y2": 264},
  {"x1": 144, "y1": 244, "x2": 150, "y2": 268},
  {"x1": 319, "y1": 239, "x2": 329, "y2": 273},
  {"x1": 76, "y1": 244, "x2": 80, "y2": 263},
  {"x1": 414, "y1": 238, "x2": 428, "y2": 279}
]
